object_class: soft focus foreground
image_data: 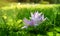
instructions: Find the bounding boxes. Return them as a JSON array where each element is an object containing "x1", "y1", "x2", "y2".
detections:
[{"x1": 0, "y1": 3, "x2": 60, "y2": 36}]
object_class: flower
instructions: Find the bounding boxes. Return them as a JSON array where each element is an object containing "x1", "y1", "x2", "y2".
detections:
[
  {"x1": 21, "y1": 11, "x2": 47, "y2": 29},
  {"x1": 30, "y1": 11, "x2": 46, "y2": 24}
]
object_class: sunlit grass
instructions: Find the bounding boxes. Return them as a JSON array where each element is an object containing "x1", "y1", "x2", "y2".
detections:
[
  {"x1": 47, "y1": 32, "x2": 53, "y2": 36},
  {"x1": 1, "y1": 3, "x2": 56, "y2": 10}
]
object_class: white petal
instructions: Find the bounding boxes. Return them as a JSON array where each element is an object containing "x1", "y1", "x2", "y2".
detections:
[
  {"x1": 34, "y1": 24, "x2": 38, "y2": 26},
  {"x1": 31, "y1": 12, "x2": 34, "y2": 17},
  {"x1": 43, "y1": 17, "x2": 47, "y2": 21},
  {"x1": 21, "y1": 26, "x2": 28, "y2": 29},
  {"x1": 31, "y1": 12, "x2": 35, "y2": 19},
  {"x1": 41, "y1": 14, "x2": 44, "y2": 20},
  {"x1": 39, "y1": 12, "x2": 42, "y2": 16}
]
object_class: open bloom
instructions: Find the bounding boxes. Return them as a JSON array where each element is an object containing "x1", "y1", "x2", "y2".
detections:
[{"x1": 21, "y1": 11, "x2": 47, "y2": 29}]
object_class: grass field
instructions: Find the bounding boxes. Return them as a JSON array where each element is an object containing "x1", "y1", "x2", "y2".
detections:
[{"x1": 0, "y1": 4, "x2": 60, "y2": 36}]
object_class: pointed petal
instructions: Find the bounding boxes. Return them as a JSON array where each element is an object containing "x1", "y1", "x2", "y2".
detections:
[
  {"x1": 39, "y1": 12, "x2": 42, "y2": 16},
  {"x1": 21, "y1": 26, "x2": 28, "y2": 29},
  {"x1": 30, "y1": 12, "x2": 35, "y2": 20},
  {"x1": 31, "y1": 12, "x2": 34, "y2": 17},
  {"x1": 34, "y1": 12, "x2": 39, "y2": 18},
  {"x1": 23, "y1": 18, "x2": 30, "y2": 25},
  {"x1": 43, "y1": 17, "x2": 47, "y2": 21},
  {"x1": 41, "y1": 14, "x2": 44, "y2": 20}
]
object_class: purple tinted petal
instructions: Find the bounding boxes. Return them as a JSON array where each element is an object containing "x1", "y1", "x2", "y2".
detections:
[
  {"x1": 34, "y1": 12, "x2": 39, "y2": 18},
  {"x1": 30, "y1": 20, "x2": 35, "y2": 26},
  {"x1": 23, "y1": 18, "x2": 35, "y2": 26},
  {"x1": 23, "y1": 18, "x2": 31, "y2": 25},
  {"x1": 38, "y1": 14, "x2": 44, "y2": 21}
]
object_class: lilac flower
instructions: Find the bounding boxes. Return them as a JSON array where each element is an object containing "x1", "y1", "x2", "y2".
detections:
[
  {"x1": 23, "y1": 18, "x2": 35, "y2": 26},
  {"x1": 21, "y1": 11, "x2": 47, "y2": 29},
  {"x1": 31, "y1": 11, "x2": 46, "y2": 22}
]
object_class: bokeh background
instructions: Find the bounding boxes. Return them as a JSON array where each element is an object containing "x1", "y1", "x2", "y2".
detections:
[
  {"x1": 0, "y1": 0, "x2": 60, "y2": 7},
  {"x1": 0, "y1": 0, "x2": 60, "y2": 36}
]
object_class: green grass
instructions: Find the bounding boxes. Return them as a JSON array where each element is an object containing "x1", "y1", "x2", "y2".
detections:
[{"x1": 0, "y1": 4, "x2": 60, "y2": 36}]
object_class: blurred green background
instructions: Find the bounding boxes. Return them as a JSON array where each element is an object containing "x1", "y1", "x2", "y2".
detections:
[
  {"x1": 0, "y1": 0, "x2": 60, "y2": 36},
  {"x1": 0, "y1": 0, "x2": 60, "y2": 7}
]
